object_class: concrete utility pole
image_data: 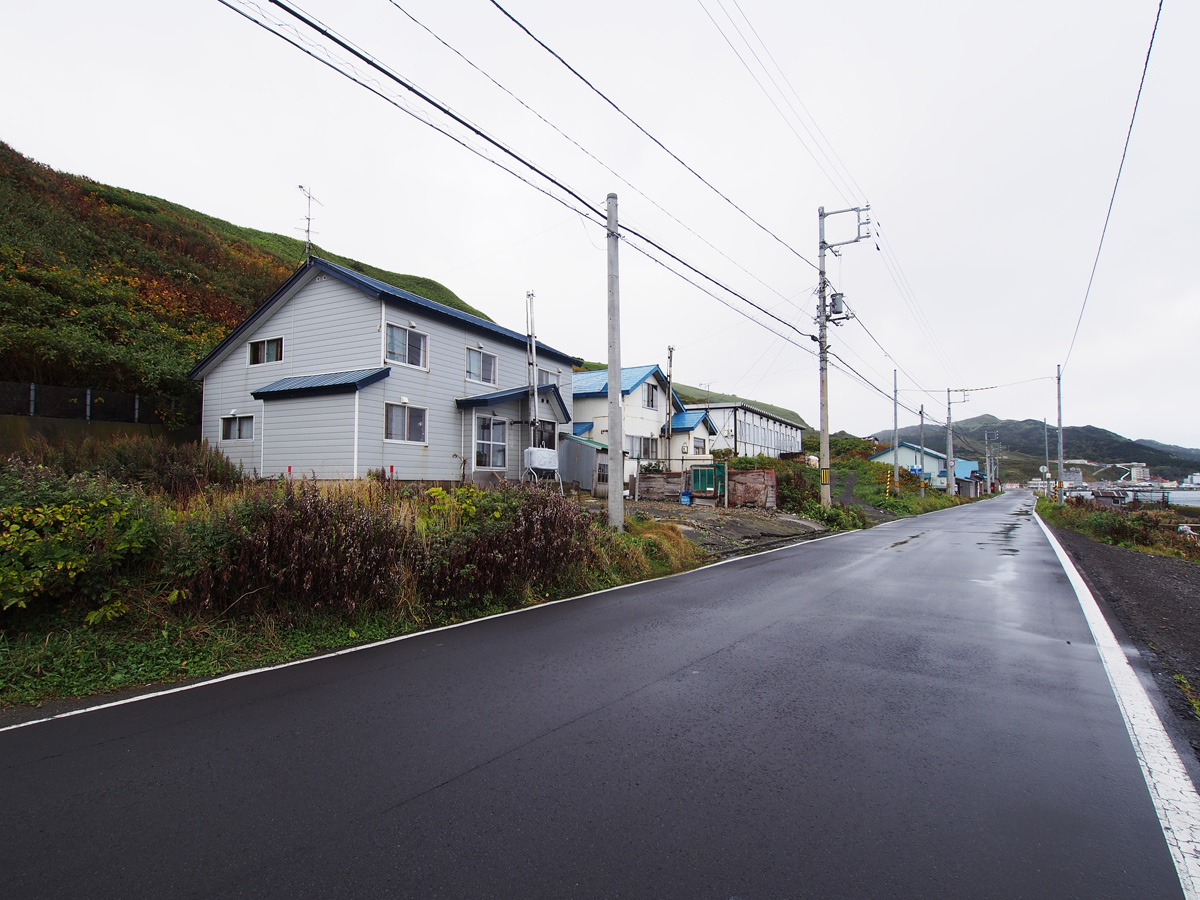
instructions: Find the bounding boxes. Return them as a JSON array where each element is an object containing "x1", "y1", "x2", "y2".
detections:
[
  {"x1": 817, "y1": 204, "x2": 870, "y2": 509},
  {"x1": 892, "y1": 369, "x2": 899, "y2": 489},
  {"x1": 1056, "y1": 364, "x2": 1065, "y2": 494},
  {"x1": 919, "y1": 404, "x2": 926, "y2": 498},
  {"x1": 606, "y1": 193, "x2": 624, "y2": 531},
  {"x1": 666, "y1": 345, "x2": 674, "y2": 468},
  {"x1": 946, "y1": 389, "x2": 956, "y2": 496}
]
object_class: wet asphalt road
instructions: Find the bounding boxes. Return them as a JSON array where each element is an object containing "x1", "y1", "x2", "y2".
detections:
[{"x1": 0, "y1": 492, "x2": 1185, "y2": 898}]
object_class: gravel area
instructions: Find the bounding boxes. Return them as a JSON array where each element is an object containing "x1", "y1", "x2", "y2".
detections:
[{"x1": 1049, "y1": 525, "x2": 1200, "y2": 763}]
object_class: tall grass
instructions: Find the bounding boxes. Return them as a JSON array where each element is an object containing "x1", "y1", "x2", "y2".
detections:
[
  {"x1": 1, "y1": 447, "x2": 704, "y2": 704},
  {"x1": 1038, "y1": 497, "x2": 1200, "y2": 562}
]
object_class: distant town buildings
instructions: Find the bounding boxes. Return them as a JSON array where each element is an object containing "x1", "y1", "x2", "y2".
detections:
[{"x1": 1129, "y1": 463, "x2": 1150, "y2": 483}]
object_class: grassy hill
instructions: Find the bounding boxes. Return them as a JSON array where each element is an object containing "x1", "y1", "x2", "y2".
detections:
[
  {"x1": 887, "y1": 414, "x2": 1198, "y2": 482},
  {"x1": 0, "y1": 141, "x2": 481, "y2": 409}
]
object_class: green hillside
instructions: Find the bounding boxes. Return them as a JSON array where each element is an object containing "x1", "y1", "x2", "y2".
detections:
[{"x1": 0, "y1": 141, "x2": 481, "y2": 412}]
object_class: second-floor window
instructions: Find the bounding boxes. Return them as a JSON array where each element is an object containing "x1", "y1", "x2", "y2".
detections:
[
  {"x1": 693, "y1": 437, "x2": 706, "y2": 455},
  {"x1": 537, "y1": 368, "x2": 558, "y2": 387},
  {"x1": 643, "y1": 383, "x2": 658, "y2": 409},
  {"x1": 248, "y1": 338, "x2": 282, "y2": 365},
  {"x1": 466, "y1": 348, "x2": 497, "y2": 384},
  {"x1": 386, "y1": 324, "x2": 428, "y2": 368}
]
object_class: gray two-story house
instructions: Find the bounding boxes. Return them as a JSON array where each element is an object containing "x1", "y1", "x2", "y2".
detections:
[{"x1": 188, "y1": 258, "x2": 578, "y2": 482}]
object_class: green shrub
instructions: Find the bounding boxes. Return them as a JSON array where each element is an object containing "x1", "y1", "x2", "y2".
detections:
[{"x1": 0, "y1": 465, "x2": 164, "y2": 619}]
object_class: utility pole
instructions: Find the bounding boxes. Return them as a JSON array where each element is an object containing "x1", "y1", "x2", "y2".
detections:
[
  {"x1": 984, "y1": 432, "x2": 991, "y2": 495},
  {"x1": 1056, "y1": 364, "x2": 1065, "y2": 496},
  {"x1": 892, "y1": 369, "x2": 899, "y2": 490},
  {"x1": 817, "y1": 204, "x2": 870, "y2": 508},
  {"x1": 666, "y1": 345, "x2": 674, "y2": 469},
  {"x1": 946, "y1": 389, "x2": 956, "y2": 496},
  {"x1": 526, "y1": 290, "x2": 539, "y2": 460},
  {"x1": 606, "y1": 193, "x2": 624, "y2": 531},
  {"x1": 919, "y1": 405, "x2": 926, "y2": 498}
]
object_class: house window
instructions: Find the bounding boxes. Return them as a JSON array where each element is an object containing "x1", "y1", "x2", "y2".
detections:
[
  {"x1": 596, "y1": 462, "x2": 609, "y2": 484},
  {"x1": 476, "y1": 417, "x2": 507, "y2": 469},
  {"x1": 466, "y1": 348, "x2": 497, "y2": 385},
  {"x1": 221, "y1": 415, "x2": 254, "y2": 440},
  {"x1": 693, "y1": 437, "x2": 705, "y2": 455},
  {"x1": 643, "y1": 382, "x2": 658, "y2": 410},
  {"x1": 532, "y1": 420, "x2": 556, "y2": 449},
  {"x1": 537, "y1": 368, "x2": 558, "y2": 387},
  {"x1": 248, "y1": 338, "x2": 282, "y2": 365},
  {"x1": 386, "y1": 324, "x2": 428, "y2": 368},
  {"x1": 627, "y1": 436, "x2": 658, "y2": 458},
  {"x1": 385, "y1": 403, "x2": 426, "y2": 443}
]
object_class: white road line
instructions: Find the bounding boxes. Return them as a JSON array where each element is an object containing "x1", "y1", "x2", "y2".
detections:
[
  {"x1": 0, "y1": 528, "x2": 856, "y2": 734},
  {"x1": 1037, "y1": 513, "x2": 1200, "y2": 898}
]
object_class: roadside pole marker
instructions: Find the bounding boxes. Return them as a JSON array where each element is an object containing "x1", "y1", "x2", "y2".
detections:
[{"x1": 1037, "y1": 513, "x2": 1200, "y2": 899}]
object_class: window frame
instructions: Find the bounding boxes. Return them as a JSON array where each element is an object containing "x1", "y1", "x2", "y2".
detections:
[
  {"x1": 532, "y1": 420, "x2": 557, "y2": 450},
  {"x1": 475, "y1": 415, "x2": 508, "y2": 470},
  {"x1": 537, "y1": 367, "x2": 559, "y2": 387},
  {"x1": 220, "y1": 414, "x2": 254, "y2": 441},
  {"x1": 384, "y1": 402, "x2": 428, "y2": 444},
  {"x1": 466, "y1": 347, "x2": 498, "y2": 385},
  {"x1": 247, "y1": 337, "x2": 283, "y2": 366},
  {"x1": 693, "y1": 436, "x2": 706, "y2": 455},
  {"x1": 627, "y1": 435, "x2": 658, "y2": 459},
  {"x1": 643, "y1": 382, "x2": 658, "y2": 410},
  {"x1": 385, "y1": 323, "x2": 429, "y2": 369}
]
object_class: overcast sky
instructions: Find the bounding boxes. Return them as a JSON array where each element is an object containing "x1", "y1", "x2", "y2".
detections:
[{"x1": 4, "y1": 1, "x2": 1196, "y2": 449}]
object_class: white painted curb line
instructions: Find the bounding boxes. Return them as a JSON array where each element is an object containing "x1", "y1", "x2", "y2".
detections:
[
  {"x1": 0, "y1": 527, "x2": 854, "y2": 734},
  {"x1": 1037, "y1": 512, "x2": 1200, "y2": 898}
]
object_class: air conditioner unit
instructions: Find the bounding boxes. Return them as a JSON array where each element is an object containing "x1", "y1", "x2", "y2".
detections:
[{"x1": 723, "y1": 429, "x2": 734, "y2": 438}]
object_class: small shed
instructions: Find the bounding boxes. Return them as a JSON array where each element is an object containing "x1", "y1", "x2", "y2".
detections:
[{"x1": 558, "y1": 433, "x2": 610, "y2": 497}]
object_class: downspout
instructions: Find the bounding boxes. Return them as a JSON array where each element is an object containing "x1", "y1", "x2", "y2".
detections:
[
  {"x1": 260, "y1": 399, "x2": 266, "y2": 475},
  {"x1": 353, "y1": 391, "x2": 360, "y2": 479}
]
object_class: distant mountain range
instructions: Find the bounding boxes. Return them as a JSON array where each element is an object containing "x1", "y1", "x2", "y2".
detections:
[{"x1": 876, "y1": 414, "x2": 1200, "y2": 481}]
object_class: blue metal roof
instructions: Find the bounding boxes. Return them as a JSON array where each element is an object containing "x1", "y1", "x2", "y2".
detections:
[
  {"x1": 572, "y1": 421, "x2": 594, "y2": 436},
  {"x1": 666, "y1": 410, "x2": 715, "y2": 433},
  {"x1": 251, "y1": 367, "x2": 390, "y2": 400},
  {"x1": 316, "y1": 259, "x2": 577, "y2": 365},
  {"x1": 571, "y1": 364, "x2": 662, "y2": 398},
  {"x1": 190, "y1": 257, "x2": 580, "y2": 381},
  {"x1": 455, "y1": 383, "x2": 571, "y2": 422}
]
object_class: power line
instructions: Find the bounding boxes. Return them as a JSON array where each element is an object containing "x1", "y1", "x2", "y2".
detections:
[
  {"x1": 697, "y1": 0, "x2": 860, "y2": 208},
  {"x1": 727, "y1": 0, "x2": 869, "y2": 206},
  {"x1": 225, "y1": 1, "x2": 917, "y2": 424},
  {"x1": 384, "y1": 0, "x2": 799, "y2": 309},
  {"x1": 1063, "y1": 0, "x2": 1163, "y2": 374},
  {"x1": 487, "y1": 0, "x2": 818, "y2": 270}
]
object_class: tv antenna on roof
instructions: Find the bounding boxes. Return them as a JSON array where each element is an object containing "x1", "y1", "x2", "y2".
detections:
[{"x1": 297, "y1": 185, "x2": 322, "y2": 260}]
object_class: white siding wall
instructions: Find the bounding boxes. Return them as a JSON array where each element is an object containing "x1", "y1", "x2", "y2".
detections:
[
  {"x1": 262, "y1": 393, "x2": 356, "y2": 479},
  {"x1": 690, "y1": 405, "x2": 802, "y2": 458},
  {"x1": 201, "y1": 270, "x2": 575, "y2": 480},
  {"x1": 572, "y1": 379, "x2": 669, "y2": 483}
]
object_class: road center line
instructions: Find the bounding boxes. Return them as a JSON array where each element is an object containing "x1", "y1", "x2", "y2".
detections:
[{"x1": 1037, "y1": 512, "x2": 1200, "y2": 898}]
